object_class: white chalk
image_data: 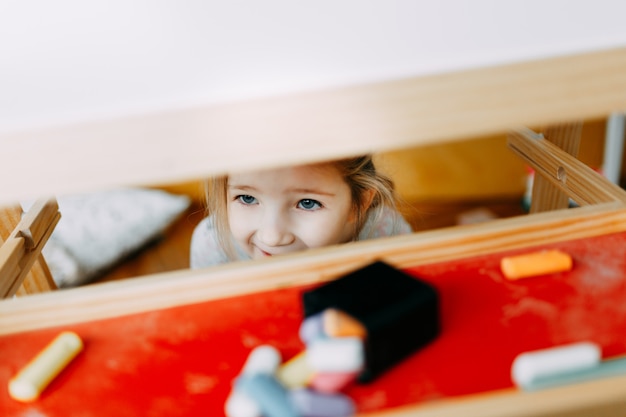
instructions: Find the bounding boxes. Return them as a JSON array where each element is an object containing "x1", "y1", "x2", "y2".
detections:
[
  {"x1": 225, "y1": 390, "x2": 262, "y2": 417},
  {"x1": 306, "y1": 337, "x2": 364, "y2": 373},
  {"x1": 511, "y1": 342, "x2": 601, "y2": 389},
  {"x1": 225, "y1": 345, "x2": 282, "y2": 417},
  {"x1": 9, "y1": 331, "x2": 83, "y2": 402},
  {"x1": 241, "y1": 345, "x2": 282, "y2": 375}
]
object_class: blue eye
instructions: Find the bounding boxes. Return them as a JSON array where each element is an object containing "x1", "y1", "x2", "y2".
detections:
[
  {"x1": 237, "y1": 195, "x2": 257, "y2": 205},
  {"x1": 298, "y1": 199, "x2": 322, "y2": 210}
]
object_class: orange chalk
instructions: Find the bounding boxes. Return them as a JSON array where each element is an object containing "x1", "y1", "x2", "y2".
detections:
[
  {"x1": 322, "y1": 308, "x2": 367, "y2": 338},
  {"x1": 500, "y1": 249, "x2": 573, "y2": 280}
]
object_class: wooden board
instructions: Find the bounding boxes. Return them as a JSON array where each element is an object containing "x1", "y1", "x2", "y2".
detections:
[
  {"x1": 3, "y1": 230, "x2": 626, "y2": 416},
  {"x1": 2, "y1": 46, "x2": 626, "y2": 205}
]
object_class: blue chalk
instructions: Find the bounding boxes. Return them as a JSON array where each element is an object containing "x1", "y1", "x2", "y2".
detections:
[
  {"x1": 289, "y1": 388, "x2": 355, "y2": 417},
  {"x1": 299, "y1": 311, "x2": 326, "y2": 344},
  {"x1": 236, "y1": 374, "x2": 299, "y2": 417}
]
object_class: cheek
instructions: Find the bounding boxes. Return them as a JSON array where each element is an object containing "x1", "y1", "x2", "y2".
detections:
[
  {"x1": 299, "y1": 211, "x2": 355, "y2": 247},
  {"x1": 227, "y1": 205, "x2": 252, "y2": 240}
]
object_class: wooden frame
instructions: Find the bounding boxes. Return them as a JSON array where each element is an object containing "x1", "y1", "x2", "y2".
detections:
[
  {"x1": 0, "y1": 199, "x2": 60, "y2": 298},
  {"x1": 1, "y1": 47, "x2": 626, "y2": 204},
  {"x1": 2, "y1": 47, "x2": 626, "y2": 416}
]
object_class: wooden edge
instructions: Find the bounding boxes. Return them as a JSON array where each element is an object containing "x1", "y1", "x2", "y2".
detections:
[
  {"x1": 2, "y1": 47, "x2": 626, "y2": 204},
  {"x1": 364, "y1": 374, "x2": 626, "y2": 417},
  {"x1": 2, "y1": 202, "x2": 626, "y2": 335},
  {"x1": 508, "y1": 128, "x2": 626, "y2": 205}
]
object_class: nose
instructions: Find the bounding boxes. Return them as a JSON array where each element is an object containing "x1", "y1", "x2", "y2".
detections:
[{"x1": 257, "y1": 209, "x2": 294, "y2": 247}]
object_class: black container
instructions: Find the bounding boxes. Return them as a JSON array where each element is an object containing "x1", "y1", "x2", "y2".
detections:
[{"x1": 302, "y1": 261, "x2": 440, "y2": 383}]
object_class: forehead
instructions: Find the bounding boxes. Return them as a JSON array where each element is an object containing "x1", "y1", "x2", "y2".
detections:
[{"x1": 228, "y1": 163, "x2": 345, "y2": 191}]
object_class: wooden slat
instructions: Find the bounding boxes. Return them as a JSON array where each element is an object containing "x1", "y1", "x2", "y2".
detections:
[
  {"x1": 366, "y1": 374, "x2": 626, "y2": 417},
  {"x1": 508, "y1": 128, "x2": 626, "y2": 206},
  {"x1": 1, "y1": 202, "x2": 626, "y2": 336},
  {"x1": 0, "y1": 237, "x2": 24, "y2": 296},
  {"x1": 2, "y1": 47, "x2": 626, "y2": 205},
  {"x1": 529, "y1": 122, "x2": 582, "y2": 213},
  {"x1": 0, "y1": 200, "x2": 60, "y2": 297}
]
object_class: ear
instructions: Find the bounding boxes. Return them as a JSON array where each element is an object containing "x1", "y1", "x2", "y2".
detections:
[
  {"x1": 361, "y1": 189, "x2": 376, "y2": 213},
  {"x1": 348, "y1": 189, "x2": 376, "y2": 225}
]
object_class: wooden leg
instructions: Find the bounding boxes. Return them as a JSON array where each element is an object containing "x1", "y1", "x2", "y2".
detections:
[
  {"x1": 0, "y1": 203, "x2": 58, "y2": 297},
  {"x1": 14, "y1": 254, "x2": 58, "y2": 295}
]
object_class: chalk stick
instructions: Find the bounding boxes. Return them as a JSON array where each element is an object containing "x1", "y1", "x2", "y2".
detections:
[
  {"x1": 501, "y1": 249, "x2": 573, "y2": 280},
  {"x1": 8, "y1": 331, "x2": 83, "y2": 402},
  {"x1": 236, "y1": 374, "x2": 299, "y2": 417},
  {"x1": 299, "y1": 312, "x2": 325, "y2": 344},
  {"x1": 322, "y1": 308, "x2": 367, "y2": 338},
  {"x1": 289, "y1": 388, "x2": 355, "y2": 417},
  {"x1": 521, "y1": 356, "x2": 626, "y2": 391},
  {"x1": 309, "y1": 370, "x2": 358, "y2": 393},
  {"x1": 306, "y1": 337, "x2": 364, "y2": 373},
  {"x1": 241, "y1": 345, "x2": 281, "y2": 375},
  {"x1": 511, "y1": 342, "x2": 601, "y2": 389},
  {"x1": 276, "y1": 350, "x2": 314, "y2": 389},
  {"x1": 225, "y1": 390, "x2": 262, "y2": 417}
]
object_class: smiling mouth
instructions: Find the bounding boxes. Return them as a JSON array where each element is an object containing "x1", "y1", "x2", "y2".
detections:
[{"x1": 254, "y1": 246, "x2": 272, "y2": 257}]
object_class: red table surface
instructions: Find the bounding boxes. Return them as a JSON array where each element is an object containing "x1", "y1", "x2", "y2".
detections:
[{"x1": 2, "y1": 232, "x2": 626, "y2": 416}]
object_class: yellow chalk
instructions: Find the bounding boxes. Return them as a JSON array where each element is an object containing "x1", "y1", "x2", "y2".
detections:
[
  {"x1": 9, "y1": 331, "x2": 83, "y2": 402},
  {"x1": 276, "y1": 350, "x2": 314, "y2": 389},
  {"x1": 500, "y1": 249, "x2": 573, "y2": 280}
]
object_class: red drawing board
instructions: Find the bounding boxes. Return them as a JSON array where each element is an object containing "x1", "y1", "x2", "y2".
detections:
[{"x1": 2, "y1": 231, "x2": 626, "y2": 416}]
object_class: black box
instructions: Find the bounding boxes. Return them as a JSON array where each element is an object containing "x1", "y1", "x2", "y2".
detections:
[{"x1": 302, "y1": 261, "x2": 440, "y2": 383}]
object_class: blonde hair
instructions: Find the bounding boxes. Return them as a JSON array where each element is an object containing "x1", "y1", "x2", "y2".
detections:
[{"x1": 204, "y1": 155, "x2": 400, "y2": 261}]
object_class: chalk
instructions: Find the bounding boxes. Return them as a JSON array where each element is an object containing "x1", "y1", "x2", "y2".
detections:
[
  {"x1": 241, "y1": 345, "x2": 282, "y2": 375},
  {"x1": 520, "y1": 356, "x2": 626, "y2": 391},
  {"x1": 511, "y1": 342, "x2": 601, "y2": 389},
  {"x1": 225, "y1": 390, "x2": 262, "y2": 417},
  {"x1": 8, "y1": 331, "x2": 83, "y2": 402},
  {"x1": 289, "y1": 388, "x2": 356, "y2": 417},
  {"x1": 306, "y1": 337, "x2": 364, "y2": 373},
  {"x1": 299, "y1": 312, "x2": 326, "y2": 344},
  {"x1": 276, "y1": 350, "x2": 314, "y2": 389},
  {"x1": 500, "y1": 249, "x2": 573, "y2": 280},
  {"x1": 309, "y1": 370, "x2": 358, "y2": 393},
  {"x1": 236, "y1": 374, "x2": 299, "y2": 417},
  {"x1": 225, "y1": 345, "x2": 282, "y2": 417},
  {"x1": 322, "y1": 308, "x2": 367, "y2": 338}
]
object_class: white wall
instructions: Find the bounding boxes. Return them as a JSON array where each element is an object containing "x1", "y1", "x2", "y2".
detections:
[{"x1": 1, "y1": 0, "x2": 626, "y2": 133}]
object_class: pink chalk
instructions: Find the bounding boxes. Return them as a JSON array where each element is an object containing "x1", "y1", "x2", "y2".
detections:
[{"x1": 309, "y1": 371, "x2": 358, "y2": 393}]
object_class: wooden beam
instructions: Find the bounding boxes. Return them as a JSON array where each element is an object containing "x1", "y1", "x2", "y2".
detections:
[
  {"x1": 2, "y1": 202, "x2": 626, "y2": 335},
  {"x1": 508, "y1": 128, "x2": 626, "y2": 206},
  {"x1": 2, "y1": 47, "x2": 626, "y2": 205}
]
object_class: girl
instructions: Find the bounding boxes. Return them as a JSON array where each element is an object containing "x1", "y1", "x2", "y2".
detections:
[{"x1": 190, "y1": 155, "x2": 412, "y2": 268}]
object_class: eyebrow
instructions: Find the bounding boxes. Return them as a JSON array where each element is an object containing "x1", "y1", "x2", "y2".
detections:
[
  {"x1": 287, "y1": 188, "x2": 336, "y2": 197},
  {"x1": 228, "y1": 185, "x2": 335, "y2": 197},
  {"x1": 228, "y1": 185, "x2": 258, "y2": 191}
]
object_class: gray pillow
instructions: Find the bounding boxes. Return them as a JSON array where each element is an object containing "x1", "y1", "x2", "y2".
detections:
[{"x1": 24, "y1": 188, "x2": 191, "y2": 287}]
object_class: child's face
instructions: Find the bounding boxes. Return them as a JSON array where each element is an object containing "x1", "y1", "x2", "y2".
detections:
[{"x1": 227, "y1": 163, "x2": 357, "y2": 260}]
